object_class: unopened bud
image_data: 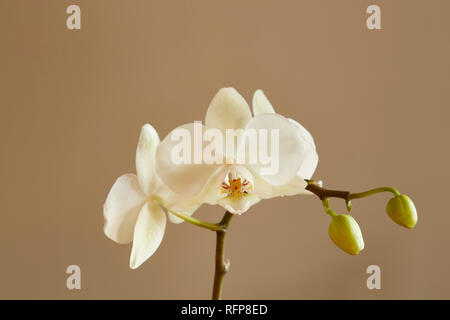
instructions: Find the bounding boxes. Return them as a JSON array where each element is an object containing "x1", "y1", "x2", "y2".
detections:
[
  {"x1": 328, "y1": 214, "x2": 365, "y2": 255},
  {"x1": 386, "y1": 194, "x2": 417, "y2": 229}
]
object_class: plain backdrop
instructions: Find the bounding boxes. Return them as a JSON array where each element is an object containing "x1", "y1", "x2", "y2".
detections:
[{"x1": 0, "y1": 0, "x2": 449, "y2": 299}]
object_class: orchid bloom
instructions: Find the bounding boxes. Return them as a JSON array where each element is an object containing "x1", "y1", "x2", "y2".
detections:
[
  {"x1": 156, "y1": 88, "x2": 318, "y2": 215},
  {"x1": 103, "y1": 124, "x2": 199, "y2": 269}
]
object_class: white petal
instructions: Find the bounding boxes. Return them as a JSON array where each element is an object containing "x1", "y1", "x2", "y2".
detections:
[
  {"x1": 136, "y1": 124, "x2": 160, "y2": 195},
  {"x1": 297, "y1": 151, "x2": 319, "y2": 180},
  {"x1": 168, "y1": 166, "x2": 234, "y2": 221},
  {"x1": 153, "y1": 184, "x2": 201, "y2": 224},
  {"x1": 253, "y1": 173, "x2": 308, "y2": 199},
  {"x1": 252, "y1": 89, "x2": 275, "y2": 116},
  {"x1": 155, "y1": 160, "x2": 229, "y2": 224},
  {"x1": 156, "y1": 122, "x2": 221, "y2": 198},
  {"x1": 205, "y1": 87, "x2": 252, "y2": 132},
  {"x1": 218, "y1": 193, "x2": 260, "y2": 215},
  {"x1": 166, "y1": 166, "x2": 229, "y2": 222},
  {"x1": 152, "y1": 174, "x2": 202, "y2": 224},
  {"x1": 288, "y1": 119, "x2": 316, "y2": 150},
  {"x1": 156, "y1": 175, "x2": 206, "y2": 225},
  {"x1": 129, "y1": 202, "x2": 166, "y2": 269},
  {"x1": 288, "y1": 119, "x2": 318, "y2": 179},
  {"x1": 190, "y1": 165, "x2": 229, "y2": 205},
  {"x1": 241, "y1": 113, "x2": 306, "y2": 186},
  {"x1": 103, "y1": 174, "x2": 146, "y2": 244}
]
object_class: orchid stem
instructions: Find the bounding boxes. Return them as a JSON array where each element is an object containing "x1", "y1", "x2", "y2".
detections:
[
  {"x1": 322, "y1": 197, "x2": 337, "y2": 217},
  {"x1": 212, "y1": 211, "x2": 233, "y2": 300},
  {"x1": 169, "y1": 208, "x2": 233, "y2": 299},
  {"x1": 348, "y1": 187, "x2": 400, "y2": 199},
  {"x1": 305, "y1": 180, "x2": 400, "y2": 211},
  {"x1": 168, "y1": 210, "x2": 223, "y2": 232}
]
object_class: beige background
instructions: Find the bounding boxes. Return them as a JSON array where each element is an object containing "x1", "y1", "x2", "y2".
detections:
[{"x1": 1, "y1": 0, "x2": 449, "y2": 299}]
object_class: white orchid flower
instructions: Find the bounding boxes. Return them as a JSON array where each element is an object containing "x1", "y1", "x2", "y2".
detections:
[
  {"x1": 155, "y1": 88, "x2": 318, "y2": 215},
  {"x1": 103, "y1": 124, "x2": 199, "y2": 269}
]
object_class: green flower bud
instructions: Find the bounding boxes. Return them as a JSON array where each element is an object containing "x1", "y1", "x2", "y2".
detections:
[
  {"x1": 386, "y1": 194, "x2": 417, "y2": 229},
  {"x1": 328, "y1": 214, "x2": 365, "y2": 255}
]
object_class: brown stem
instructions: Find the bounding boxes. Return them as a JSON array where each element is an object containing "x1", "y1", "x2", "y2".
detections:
[
  {"x1": 212, "y1": 211, "x2": 233, "y2": 300},
  {"x1": 305, "y1": 180, "x2": 353, "y2": 210},
  {"x1": 305, "y1": 181, "x2": 351, "y2": 201},
  {"x1": 305, "y1": 181, "x2": 399, "y2": 212}
]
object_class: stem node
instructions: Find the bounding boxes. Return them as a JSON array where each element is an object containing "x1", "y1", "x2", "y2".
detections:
[{"x1": 212, "y1": 211, "x2": 233, "y2": 300}]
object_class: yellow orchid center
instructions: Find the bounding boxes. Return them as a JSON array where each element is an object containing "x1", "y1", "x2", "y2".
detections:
[{"x1": 221, "y1": 177, "x2": 251, "y2": 200}]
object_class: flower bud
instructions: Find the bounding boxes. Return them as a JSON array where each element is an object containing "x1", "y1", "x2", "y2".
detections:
[
  {"x1": 328, "y1": 214, "x2": 365, "y2": 255},
  {"x1": 386, "y1": 194, "x2": 417, "y2": 229}
]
